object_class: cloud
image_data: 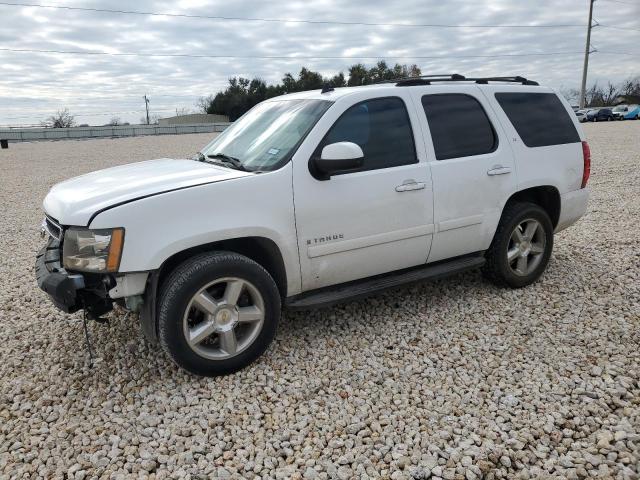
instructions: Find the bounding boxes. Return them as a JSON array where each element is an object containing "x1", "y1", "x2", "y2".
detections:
[{"x1": 0, "y1": 0, "x2": 637, "y2": 125}]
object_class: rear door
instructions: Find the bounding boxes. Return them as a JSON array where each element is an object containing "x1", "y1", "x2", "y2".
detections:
[{"x1": 409, "y1": 85, "x2": 518, "y2": 263}]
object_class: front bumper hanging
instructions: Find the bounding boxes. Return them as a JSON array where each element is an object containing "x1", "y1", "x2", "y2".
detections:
[{"x1": 35, "y1": 239, "x2": 113, "y2": 318}]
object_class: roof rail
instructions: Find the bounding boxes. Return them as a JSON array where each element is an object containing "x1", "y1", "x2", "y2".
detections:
[
  {"x1": 394, "y1": 74, "x2": 538, "y2": 87},
  {"x1": 377, "y1": 74, "x2": 465, "y2": 85}
]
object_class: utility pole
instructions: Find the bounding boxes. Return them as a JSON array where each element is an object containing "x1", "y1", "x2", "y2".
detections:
[
  {"x1": 579, "y1": 0, "x2": 596, "y2": 109},
  {"x1": 143, "y1": 95, "x2": 150, "y2": 125}
]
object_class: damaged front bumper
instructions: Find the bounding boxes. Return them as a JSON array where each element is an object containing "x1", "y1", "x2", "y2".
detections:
[
  {"x1": 35, "y1": 238, "x2": 158, "y2": 341},
  {"x1": 35, "y1": 238, "x2": 113, "y2": 319}
]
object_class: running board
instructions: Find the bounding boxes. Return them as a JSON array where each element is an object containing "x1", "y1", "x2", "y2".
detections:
[{"x1": 286, "y1": 255, "x2": 485, "y2": 310}]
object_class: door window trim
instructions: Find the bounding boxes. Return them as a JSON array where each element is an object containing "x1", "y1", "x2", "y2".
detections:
[
  {"x1": 421, "y1": 93, "x2": 499, "y2": 161},
  {"x1": 309, "y1": 96, "x2": 419, "y2": 179}
]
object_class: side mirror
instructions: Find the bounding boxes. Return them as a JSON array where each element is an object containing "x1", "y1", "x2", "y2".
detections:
[{"x1": 311, "y1": 142, "x2": 364, "y2": 180}]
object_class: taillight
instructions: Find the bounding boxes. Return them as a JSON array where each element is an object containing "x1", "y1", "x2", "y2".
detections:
[{"x1": 581, "y1": 141, "x2": 591, "y2": 188}]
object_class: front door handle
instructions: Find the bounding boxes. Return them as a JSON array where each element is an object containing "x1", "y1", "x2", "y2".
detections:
[
  {"x1": 395, "y1": 180, "x2": 426, "y2": 192},
  {"x1": 487, "y1": 165, "x2": 512, "y2": 176}
]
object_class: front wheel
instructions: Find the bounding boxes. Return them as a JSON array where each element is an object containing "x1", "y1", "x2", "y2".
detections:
[
  {"x1": 158, "y1": 252, "x2": 281, "y2": 376},
  {"x1": 483, "y1": 202, "x2": 554, "y2": 288}
]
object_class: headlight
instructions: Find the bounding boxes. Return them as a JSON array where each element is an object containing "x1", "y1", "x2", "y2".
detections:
[{"x1": 62, "y1": 228, "x2": 124, "y2": 273}]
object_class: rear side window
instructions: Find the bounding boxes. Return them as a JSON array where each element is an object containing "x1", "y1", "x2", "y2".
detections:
[
  {"x1": 322, "y1": 97, "x2": 417, "y2": 172},
  {"x1": 421, "y1": 94, "x2": 497, "y2": 160},
  {"x1": 495, "y1": 92, "x2": 580, "y2": 147}
]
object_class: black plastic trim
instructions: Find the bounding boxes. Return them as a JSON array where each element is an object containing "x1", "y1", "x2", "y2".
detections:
[
  {"x1": 139, "y1": 270, "x2": 160, "y2": 343},
  {"x1": 394, "y1": 75, "x2": 538, "y2": 87},
  {"x1": 285, "y1": 253, "x2": 485, "y2": 310}
]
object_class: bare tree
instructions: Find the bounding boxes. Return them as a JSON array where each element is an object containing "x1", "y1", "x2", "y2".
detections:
[
  {"x1": 174, "y1": 107, "x2": 193, "y2": 116},
  {"x1": 140, "y1": 114, "x2": 161, "y2": 125},
  {"x1": 107, "y1": 117, "x2": 123, "y2": 126},
  {"x1": 42, "y1": 108, "x2": 75, "y2": 128},
  {"x1": 559, "y1": 87, "x2": 580, "y2": 105},
  {"x1": 620, "y1": 76, "x2": 640, "y2": 97},
  {"x1": 197, "y1": 95, "x2": 215, "y2": 114},
  {"x1": 584, "y1": 82, "x2": 621, "y2": 107}
]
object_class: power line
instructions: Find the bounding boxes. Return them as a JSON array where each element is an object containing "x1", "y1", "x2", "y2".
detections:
[
  {"x1": 0, "y1": 47, "x2": 602, "y2": 60},
  {"x1": 0, "y1": 2, "x2": 587, "y2": 28},
  {"x1": 598, "y1": 0, "x2": 639, "y2": 5},
  {"x1": 599, "y1": 25, "x2": 640, "y2": 32}
]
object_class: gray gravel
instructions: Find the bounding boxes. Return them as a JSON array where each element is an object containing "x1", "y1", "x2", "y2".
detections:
[{"x1": 1, "y1": 123, "x2": 639, "y2": 479}]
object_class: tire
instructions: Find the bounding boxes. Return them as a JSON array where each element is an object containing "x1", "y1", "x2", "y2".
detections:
[
  {"x1": 158, "y1": 251, "x2": 281, "y2": 376},
  {"x1": 482, "y1": 202, "x2": 554, "y2": 288}
]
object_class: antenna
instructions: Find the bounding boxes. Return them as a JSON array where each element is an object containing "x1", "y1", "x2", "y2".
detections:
[{"x1": 321, "y1": 84, "x2": 334, "y2": 94}]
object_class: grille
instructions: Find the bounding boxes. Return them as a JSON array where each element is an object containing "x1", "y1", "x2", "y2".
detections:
[{"x1": 43, "y1": 215, "x2": 63, "y2": 241}]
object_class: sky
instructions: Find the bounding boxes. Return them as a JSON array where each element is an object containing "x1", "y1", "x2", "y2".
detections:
[{"x1": 0, "y1": 0, "x2": 638, "y2": 126}]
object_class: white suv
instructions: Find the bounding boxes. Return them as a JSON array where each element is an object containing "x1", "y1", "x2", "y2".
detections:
[{"x1": 36, "y1": 75, "x2": 590, "y2": 376}]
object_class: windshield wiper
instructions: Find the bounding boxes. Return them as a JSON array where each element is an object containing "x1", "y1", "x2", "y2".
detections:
[{"x1": 206, "y1": 153, "x2": 250, "y2": 171}]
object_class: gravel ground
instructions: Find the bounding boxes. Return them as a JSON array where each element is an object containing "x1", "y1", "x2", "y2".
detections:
[{"x1": 0, "y1": 123, "x2": 639, "y2": 480}]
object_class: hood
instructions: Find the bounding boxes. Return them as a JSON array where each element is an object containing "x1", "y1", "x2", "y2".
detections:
[{"x1": 44, "y1": 158, "x2": 250, "y2": 226}]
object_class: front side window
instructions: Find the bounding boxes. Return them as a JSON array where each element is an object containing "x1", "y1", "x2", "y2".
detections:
[
  {"x1": 201, "y1": 99, "x2": 332, "y2": 171},
  {"x1": 495, "y1": 92, "x2": 580, "y2": 148},
  {"x1": 319, "y1": 97, "x2": 417, "y2": 172},
  {"x1": 421, "y1": 94, "x2": 497, "y2": 160}
]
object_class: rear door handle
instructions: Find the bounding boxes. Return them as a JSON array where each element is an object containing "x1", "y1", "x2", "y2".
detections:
[
  {"x1": 487, "y1": 165, "x2": 512, "y2": 176},
  {"x1": 395, "y1": 180, "x2": 426, "y2": 192}
]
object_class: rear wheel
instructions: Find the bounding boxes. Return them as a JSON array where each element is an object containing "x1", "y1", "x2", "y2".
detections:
[
  {"x1": 158, "y1": 251, "x2": 281, "y2": 376},
  {"x1": 483, "y1": 202, "x2": 554, "y2": 288}
]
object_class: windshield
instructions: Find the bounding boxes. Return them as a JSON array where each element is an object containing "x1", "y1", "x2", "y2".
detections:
[
  {"x1": 613, "y1": 106, "x2": 627, "y2": 112},
  {"x1": 200, "y1": 99, "x2": 332, "y2": 172}
]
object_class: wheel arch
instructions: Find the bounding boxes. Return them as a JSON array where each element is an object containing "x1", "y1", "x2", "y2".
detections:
[
  {"x1": 140, "y1": 236, "x2": 289, "y2": 344},
  {"x1": 157, "y1": 236, "x2": 288, "y2": 299},
  {"x1": 503, "y1": 185, "x2": 561, "y2": 229}
]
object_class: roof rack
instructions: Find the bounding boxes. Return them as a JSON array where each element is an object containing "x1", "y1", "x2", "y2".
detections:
[{"x1": 391, "y1": 74, "x2": 539, "y2": 87}]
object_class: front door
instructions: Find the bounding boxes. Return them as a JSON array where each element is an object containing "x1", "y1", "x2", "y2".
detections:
[
  {"x1": 292, "y1": 92, "x2": 434, "y2": 291},
  {"x1": 410, "y1": 86, "x2": 518, "y2": 263}
]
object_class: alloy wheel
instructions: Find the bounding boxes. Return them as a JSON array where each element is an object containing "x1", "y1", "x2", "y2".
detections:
[
  {"x1": 182, "y1": 277, "x2": 265, "y2": 360},
  {"x1": 507, "y1": 219, "x2": 546, "y2": 276}
]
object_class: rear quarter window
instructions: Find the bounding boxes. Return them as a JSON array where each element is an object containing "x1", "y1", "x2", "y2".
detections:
[{"x1": 495, "y1": 92, "x2": 580, "y2": 148}]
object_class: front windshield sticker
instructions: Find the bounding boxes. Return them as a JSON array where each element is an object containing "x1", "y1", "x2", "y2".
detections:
[{"x1": 267, "y1": 148, "x2": 280, "y2": 155}]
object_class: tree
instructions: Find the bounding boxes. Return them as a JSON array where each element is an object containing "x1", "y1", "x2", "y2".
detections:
[
  {"x1": 621, "y1": 76, "x2": 640, "y2": 96},
  {"x1": 198, "y1": 61, "x2": 423, "y2": 120},
  {"x1": 347, "y1": 63, "x2": 370, "y2": 86},
  {"x1": 560, "y1": 77, "x2": 640, "y2": 107},
  {"x1": 197, "y1": 94, "x2": 215, "y2": 114},
  {"x1": 43, "y1": 108, "x2": 75, "y2": 128},
  {"x1": 107, "y1": 117, "x2": 123, "y2": 126}
]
